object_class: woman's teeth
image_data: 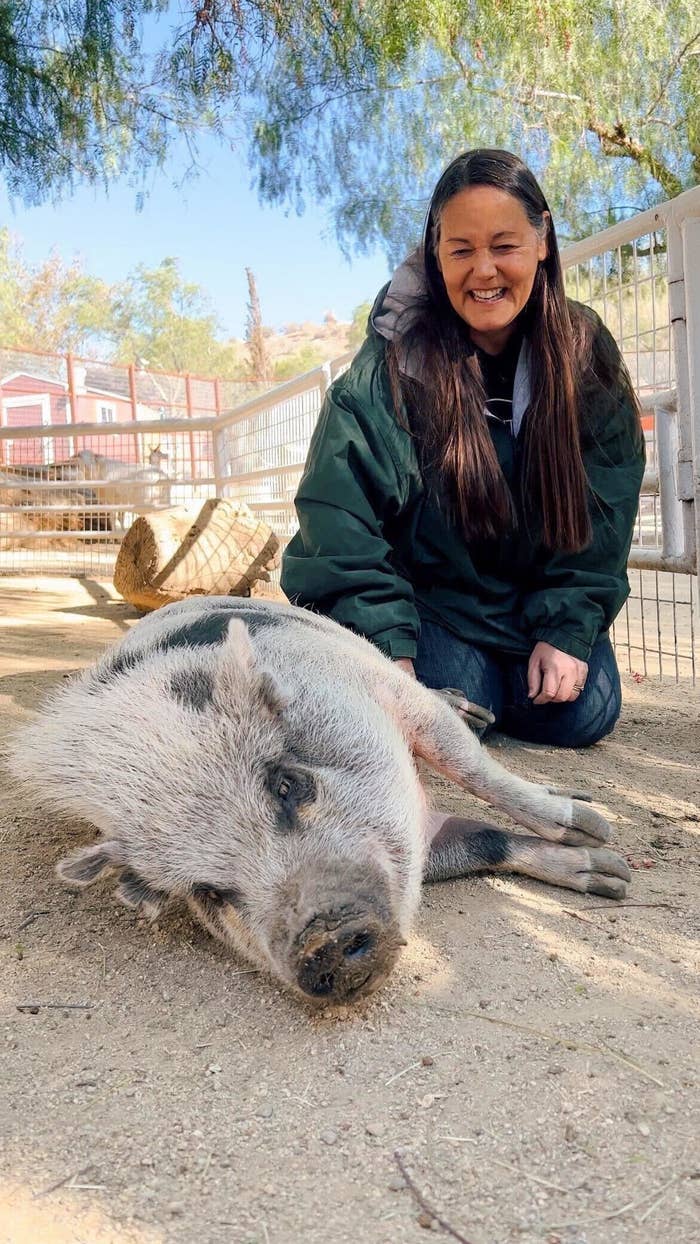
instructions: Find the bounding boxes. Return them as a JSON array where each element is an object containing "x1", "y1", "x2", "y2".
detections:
[{"x1": 470, "y1": 289, "x2": 505, "y2": 302}]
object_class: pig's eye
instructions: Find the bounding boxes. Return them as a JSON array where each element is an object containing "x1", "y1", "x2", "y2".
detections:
[
  {"x1": 192, "y1": 885, "x2": 242, "y2": 909},
  {"x1": 269, "y1": 766, "x2": 315, "y2": 805},
  {"x1": 267, "y1": 764, "x2": 317, "y2": 831},
  {"x1": 203, "y1": 887, "x2": 225, "y2": 906}
]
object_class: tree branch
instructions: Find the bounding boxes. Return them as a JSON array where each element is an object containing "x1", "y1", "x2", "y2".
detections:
[
  {"x1": 642, "y1": 29, "x2": 700, "y2": 122},
  {"x1": 586, "y1": 117, "x2": 683, "y2": 197}
]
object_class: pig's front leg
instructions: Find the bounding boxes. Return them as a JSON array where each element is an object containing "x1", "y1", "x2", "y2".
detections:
[
  {"x1": 398, "y1": 683, "x2": 611, "y2": 847},
  {"x1": 424, "y1": 813, "x2": 630, "y2": 899}
]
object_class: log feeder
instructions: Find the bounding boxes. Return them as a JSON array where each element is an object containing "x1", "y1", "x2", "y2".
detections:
[{"x1": 113, "y1": 499, "x2": 280, "y2": 612}]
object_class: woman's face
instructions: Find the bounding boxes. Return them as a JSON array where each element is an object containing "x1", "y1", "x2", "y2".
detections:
[{"x1": 435, "y1": 185, "x2": 548, "y2": 354}]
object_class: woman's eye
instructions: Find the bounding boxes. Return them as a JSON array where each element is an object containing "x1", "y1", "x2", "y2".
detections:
[{"x1": 494, "y1": 244, "x2": 516, "y2": 252}]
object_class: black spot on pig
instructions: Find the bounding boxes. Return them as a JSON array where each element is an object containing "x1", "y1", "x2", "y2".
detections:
[
  {"x1": 91, "y1": 607, "x2": 282, "y2": 689},
  {"x1": 92, "y1": 648, "x2": 146, "y2": 685},
  {"x1": 115, "y1": 870, "x2": 168, "y2": 918},
  {"x1": 473, "y1": 828, "x2": 510, "y2": 868},
  {"x1": 169, "y1": 668, "x2": 214, "y2": 711},
  {"x1": 165, "y1": 606, "x2": 285, "y2": 648},
  {"x1": 426, "y1": 820, "x2": 511, "y2": 880},
  {"x1": 163, "y1": 610, "x2": 239, "y2": 649}
]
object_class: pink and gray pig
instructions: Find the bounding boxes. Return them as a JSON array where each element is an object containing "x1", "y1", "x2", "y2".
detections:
[{"x1": 8, "y1": 598, "x2": 630, "y2": 1003}]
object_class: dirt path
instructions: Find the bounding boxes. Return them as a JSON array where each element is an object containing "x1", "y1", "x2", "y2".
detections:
[{"x1": 1, "y1": 577, "x2": 698, "y2": 1244}]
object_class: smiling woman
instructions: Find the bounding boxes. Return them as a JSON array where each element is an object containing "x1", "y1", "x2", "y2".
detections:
[{"x1": 282, "y1": 149, "x2": 646, "y2": 752}]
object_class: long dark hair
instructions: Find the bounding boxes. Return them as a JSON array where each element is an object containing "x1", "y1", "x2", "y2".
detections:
[{"x1": 387, "y1": 149, "x2": 622, "y2": 553}]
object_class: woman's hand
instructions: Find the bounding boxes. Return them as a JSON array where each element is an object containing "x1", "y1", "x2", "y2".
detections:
[
  {"x1": 394, "y1": 657, "x2": 416, "y2": 678},
  {"x1": 527, "y1": 642, "x2": 588, "y2": 705}
]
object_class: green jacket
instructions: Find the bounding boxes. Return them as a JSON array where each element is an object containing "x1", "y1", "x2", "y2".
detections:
[{"x1": 281, "y1": 302, "x2": 645, "y2": 664}]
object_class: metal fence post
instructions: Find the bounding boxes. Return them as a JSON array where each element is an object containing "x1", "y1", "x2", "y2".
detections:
[
  {"x1": 679, "y1": 214, "x2": 700, "y2": 606},
  {"x1": 667, "y1": 213, "x2": 698, "y2": 577},
  {"x1": 212, "y1": 378, "x2": 226, "y2": 497}
]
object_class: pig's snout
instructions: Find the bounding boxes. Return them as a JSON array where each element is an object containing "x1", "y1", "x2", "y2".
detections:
[{"x1": 294, "y1": 911, "x2": 404, "y2": 1002}]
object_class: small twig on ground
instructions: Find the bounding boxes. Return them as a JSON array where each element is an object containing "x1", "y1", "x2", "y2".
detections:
[
  {"x1": 16, "y1": 910, "x2": 50, "y2": 933},
  {"x1": 430, "y1": 1007, "x2": 665, "y2": 1088},
  {"x1": 562, "y1": 909, "x2": 610, "y2": 930},
  {"x1": 17, "y1": 1002, "x2": 95, "y2": 1012},
  {"x1": 548, "y1": 1172, "x2": 683, "y2": 1229},
  {"x1": 583, "y1": 902, "x2": 680, "y2": 911},
  {"x1": 394, "y1": 1150, "x2": 475, "y2": 1243},
  {"x1": 560, "y1": 908, "x2": 638, "y2": 948},
  {"x1": 638, "y1": 1176, "x2": 680, "y2": 1223},
  {"x1": 487, "y1": 1154, "x2": 581, "y2": 1194},
  {"x1": 385, "y1": 1061, "x2": 423, "y2": 1087},
  {"x1": 438, "y1": 1141, "x2": 584, "y2": 1194},
  {"x1": 34, "y1": 1165, "x2": 95, "y2": 1199}
]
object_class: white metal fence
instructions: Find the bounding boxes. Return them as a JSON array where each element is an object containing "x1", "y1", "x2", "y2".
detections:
[
  {"x1": 1, "y1": 189, "x2": 699, "y2": 680},
  {"x1": 561, "y1": 186, "x2": 700, "y2": 680}
]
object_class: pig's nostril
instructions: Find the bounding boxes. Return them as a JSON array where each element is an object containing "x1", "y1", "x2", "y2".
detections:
[
  {"x1": 306, "y1": 971, "x2": 335, "y2": 997},
  {"x1": 296, "y1": 921, "x2": 385, "y2": 1000},
  {"x1": 342, "y1": 930, "x2": 374, "y2": 960}
]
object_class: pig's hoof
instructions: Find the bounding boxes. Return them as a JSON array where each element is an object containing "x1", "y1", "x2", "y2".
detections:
[
  {"x1": 557, "y1": 799, "x2": 611, "y2": 847},
  {"x1": 570, "y1": 847, "x2": 631, "y2": 899},
  {"x1": 530, "y1": 844, "x2": 631, "y2": 898}
]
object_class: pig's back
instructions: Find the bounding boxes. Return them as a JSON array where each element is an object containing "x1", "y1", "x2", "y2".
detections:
[
  {"x1": 112, "y1": 597, "x2": 406, "y2": 762},
  {"x1": 119, "y1": 597, "x2": 391, "y2": 682}
]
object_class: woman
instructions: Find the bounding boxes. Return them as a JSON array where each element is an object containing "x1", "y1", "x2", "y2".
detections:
[{"x1": 281, "y1": 149, "x2": 645, "y2": 747}]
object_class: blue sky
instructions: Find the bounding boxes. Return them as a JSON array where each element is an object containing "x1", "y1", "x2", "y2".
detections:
[{"x1": 0, "y1": 145, "x2": 393, "y2": 339}]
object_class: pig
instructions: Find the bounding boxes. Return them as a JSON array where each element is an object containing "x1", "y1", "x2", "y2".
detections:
[{"x1": 7, "y1": 597, "x2": 630, "y2": 1004}]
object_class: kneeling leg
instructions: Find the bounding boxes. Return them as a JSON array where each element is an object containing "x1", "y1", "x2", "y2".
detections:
[{"x1": 424, "y1": 814, "x2": 631, "y2": 899}]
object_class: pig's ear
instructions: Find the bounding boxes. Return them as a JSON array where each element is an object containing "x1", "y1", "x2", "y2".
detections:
[
  {"x1": 221, "y1": 618, "x2": 256, "y2": 674},
  {"x1": 217, "y1": 618, "x2": 287, "y2": 716},
  {"x1": 56, "y1": 839, "x2": 125, "y2": 887},
  {"x1": 114, "y1": 870, "x2": 168, "y2": 920},
  {"x1": 257, "y1": 671, "x2": 288, "y2": 717}
]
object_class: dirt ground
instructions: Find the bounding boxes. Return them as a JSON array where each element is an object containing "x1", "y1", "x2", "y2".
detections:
[{"x1": 1, "y1": 577, "x2": 698, "y2": 1244}]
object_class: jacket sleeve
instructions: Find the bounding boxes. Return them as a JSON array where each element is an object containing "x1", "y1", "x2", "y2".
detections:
[
  {"x1": 280, "y1": 377, "x2": 421, "y2": 659},
  {"x1": 520, "y1": 324, "x2": 646, "y2": 663}
]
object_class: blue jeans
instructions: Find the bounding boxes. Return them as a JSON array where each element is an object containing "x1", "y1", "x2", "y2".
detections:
[{"x1": 414, "y1": 620, "x2": 621, "y2": 748}]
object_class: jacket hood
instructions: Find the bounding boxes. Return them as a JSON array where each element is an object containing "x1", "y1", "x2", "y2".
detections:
[{"x1": 370, "y1": 249, "x2": 426, "y2": 344}]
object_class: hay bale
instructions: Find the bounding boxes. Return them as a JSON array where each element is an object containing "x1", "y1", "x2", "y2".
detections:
[{"x1": 113, "y1": 498, "x2": 280, "y2": 612}]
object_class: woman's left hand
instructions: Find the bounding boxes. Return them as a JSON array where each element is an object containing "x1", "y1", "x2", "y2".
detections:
[{"x1": 527, "y1": 642, "x2": 588, "y2": 705}]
